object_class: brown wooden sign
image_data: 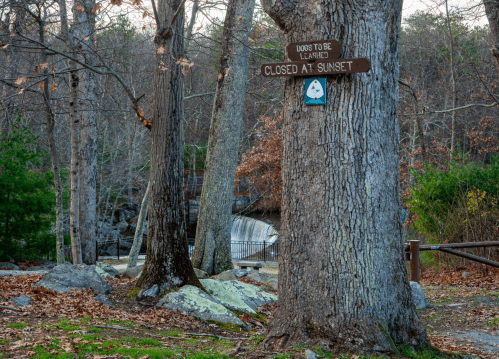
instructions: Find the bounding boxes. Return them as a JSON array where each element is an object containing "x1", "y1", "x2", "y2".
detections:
[
  {"x1": 261, "y1": 58, "x2": 370, "y2": 77},
  {"x1": 286, "y1": 40, "x2": 341, "y2": 61}
]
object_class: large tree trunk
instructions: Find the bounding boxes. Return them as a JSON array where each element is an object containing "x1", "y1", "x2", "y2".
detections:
[
  {"x1": 192, "y1": 0, "x2": 256, "y2": 275},
  {"x1": 137, "y1": 0, "x2": 201, "y2": 291},
  {"x1": 73, "y1": 0, "x2": 98, "y2": 264},
  {"x1": 260, "y1": 0, "x2": 428, "y2": 352}
]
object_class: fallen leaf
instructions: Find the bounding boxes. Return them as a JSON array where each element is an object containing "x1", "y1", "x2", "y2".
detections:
[
  {"x1": 2, "y1": 44, "x2": 10, "y2": 49},
  {"x1": 225, "y1": 66, "x2": 231, "y2": 76},
  {"x1": 52, "y1": 82, "x2": 57, "y2": 91},
  {"x1": 132, "y1": 0, "x2": 142, "y2": 4},
  {"x1": 76, "y1": 5, "x2": 85, "y2": 12},
  {"x1": 182, "y1": 67, "x2": 188, "y2": 76},
  {"x1": 248, "y1": 37, "x2": 255, "y2": 43},
  {"x1": 238, "y1": 16, "x2": 243, "y2": 22},
  {"x1": 157, "y1": 46, "x2": 165, "y2": 54},
  {"x1": 40, "y1": 62, "x2": 49, "y2": 69},
  {"x1": 216, "y1": 73, "x2": 223, "y2": 80},
  {"x1": 39, "y1": 83, "x2": 45, "y2": 90},
  {"x1": 17, "y1": 86, "x2": 24, "y2": 95},
  {"x1": 91, "y1": 3, "x2": 101, "y2": 13},
  {"x1": 160, "y1": 62, "x2": 167, "y2": 71},
  {"x1": 15, "y1": 77, "x2": 27, "y2": 85},
  {"x1": 35, "y1": 66, "x2": 40, "y2": 74},
  {"x1": 143, "y1": 11, "x2": 147, "y2": 18},
  {"x1": 142, "y1": 25, "x2": 146, "y2": 31},
  {"x1": 52, "y1": 65, "x2": 56, "y2": 73},
  {"x1": 110, "y1": 0, "x2": 123, "y2": 5},
  {"x1": 138, "y1": 108, "x2": 144, "y2": 117},
  {"x1": 83, "y1": 36, "x2": 90, "y2": 41},
  {"x1": 196, "y1": 25, "x2": 203, "y2": 31}
]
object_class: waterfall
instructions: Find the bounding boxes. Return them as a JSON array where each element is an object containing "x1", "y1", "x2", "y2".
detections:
[{"x1": 230, "y1": 215, "x2": 279, "y2": 259}]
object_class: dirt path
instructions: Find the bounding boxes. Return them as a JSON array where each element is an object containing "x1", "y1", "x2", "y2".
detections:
[{"x1": 420, "y1": 268, "x2": 499, "y2": 358}]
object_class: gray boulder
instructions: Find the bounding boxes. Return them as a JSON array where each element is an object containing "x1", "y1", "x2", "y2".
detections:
[
  {"x1": 410, "y1": 281, "x2": 429, "y2": 309},
  {"x1": 94, "y1": 294, "x2": 114, "y2": 307},
  {"x1": 122, "y1": 265, "x2": 144, "y2": 279},
  {"x1": 193, "y1": 268, "x2": 209, "y2": 279},
  {"x1": 116, "y1": 221, "x2": 129, "y2": 231},
  {"x1": 9, "y1": 295, "x2": 31, "y2": 307},
  {"x1": 245, "y1": 270, "x2": 278, "y2": 290},
  {"x1": 0, "y1": 269, "x2": 49, "y2": 277},
  {"x1": 200, "y1": 279, "x2": 278, "y2": 314},
  {"x1": 34, "y1": 264, "x2": 112, "y2": 294},
  {"x1": 97, "y1": 222, "x2": 113, "y2": 238},
  {"x1": 156, "y1": 285, "x2": 244, "y2": 325},
  {"x1": 26, "y1": 262, "x2": 57, "y2": 271},
  {"x1": 95, "y1": 262, "x2": 120, "y2": 278},
  {"x1": 305, "y1": 350, "x2": 318, "y2": 359},
  {"x1": 138, "y1": 284, "x2": 159, "y2": 299},
  {"x1": 211, "y1": 270, "x2": 237, "y2": 281},
  {"x1": 0, "y1": 262, "x2": 19, "y2": 270}
]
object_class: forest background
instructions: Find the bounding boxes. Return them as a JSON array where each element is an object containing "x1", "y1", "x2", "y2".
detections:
[{"x1": 1, "y1": 0, "x2": 499, "y2": 264}]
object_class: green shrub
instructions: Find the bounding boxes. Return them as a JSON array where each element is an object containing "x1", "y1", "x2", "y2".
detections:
[
  {"x1": 0, "y1": 125, "x2": 56, "y2": 261},
  {"x1": 407, "y1": 156, "x2": 499, "y2": 244}
]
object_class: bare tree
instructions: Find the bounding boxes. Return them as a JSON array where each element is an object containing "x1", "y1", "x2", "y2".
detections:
[
  {"x1": 72, "y1": 0, "x2": 98, "y2": 264},
  {"x1": 137, "y1": 0, "x2": 202, "y2": 291},
  {"x1": 192, "y1": 0, "x2": 256, "y2": 275}
]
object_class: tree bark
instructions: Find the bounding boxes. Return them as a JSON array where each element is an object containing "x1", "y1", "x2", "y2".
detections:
[
  {"x1": 484, "y1": 0, "x2": 499, "y2": 75},
  {"x1": 184, "y1": 0, "x2": 199, "y2": 54},
  {"x1": 445, "y1": 0, "x2": 458, "y2": 160},
  {"x1": 73, "y1": 0, "x2": 98, "y2": 264},
  {"x1": 192, "y1": 0, "x2": 256, "y2": 275},
  {"x1": 260, "y1": 0, "x2": 428, "y2": 352},
  {"x1": 57, "y1": 0, "x2": 83, "y2": 264},
  {"x1": 37, "y1": 8, "x2": 65, "y2": 265},
  {"x1": 127, "y1": 182, "x2": 150, "y2": 269},
  {"x1": 137, "y1": 0, "x2": 202, "y2": 291}
]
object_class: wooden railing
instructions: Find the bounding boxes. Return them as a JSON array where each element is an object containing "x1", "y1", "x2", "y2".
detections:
[{"x1": 404, "y1": 240, "x2": 499, "y2": 283}]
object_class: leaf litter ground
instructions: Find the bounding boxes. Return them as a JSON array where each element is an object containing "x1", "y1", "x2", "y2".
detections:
[
  {"x1": 419, "y1": 264, "x2": 499, "y2": 359},
  {"x1": 0, "y1": 263, "x2": 496, "y2": 358}
]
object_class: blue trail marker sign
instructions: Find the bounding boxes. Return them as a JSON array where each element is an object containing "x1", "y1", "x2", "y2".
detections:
[{"x1": 304, "y1": 78, "x2": 326, "y2": 105}]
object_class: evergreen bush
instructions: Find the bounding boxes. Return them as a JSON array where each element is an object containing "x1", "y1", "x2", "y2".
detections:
[{"x1": 0, "y1": 125, "x2": 56, "y2": 261}]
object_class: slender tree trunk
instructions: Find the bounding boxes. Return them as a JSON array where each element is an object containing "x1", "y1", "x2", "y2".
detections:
[
  {"x1": 483, "y1": 0, "x2": 499, "y2": 75},
  {"x1": 37, "y1": 11, "x2": 65, "y2": 264},
  {"x1": 57, "y1": 0, "x2": 83, "y2": 264},
  {"x1": 1, "y1": 1, "x2": 25, "y2": 133},
  {"x1": 73, "y1": 0, "x2": 98, "y2": 264},
  {"x1": 445, "y1": 0, "x2": 457, "y2": 160},
  {"x1": 260, "y1": 0, "x2": 428, "y2": 352},
  {"x1": 192, "y1": 0, "x2": 256, "y2": 275},
  {"x1": 127, "y1": 182, "x2": 150, "y2": 269},
  {"x1": 69, "y1": 67, "x2": 82, "y2": 264},
  {"x1": 137, "y1": 0, "x2": 201, "y2": 291},
  {"x1": 184, "y1": 0, "x2": 199, "y2": 54}
]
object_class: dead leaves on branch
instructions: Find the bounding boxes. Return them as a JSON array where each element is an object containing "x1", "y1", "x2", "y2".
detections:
[
  {"x1": 176, "y1": 57, "x2": 194, "y2": 76},
  {"x1": 15, "y1": 77, "x2": 27, "y2": 85}
]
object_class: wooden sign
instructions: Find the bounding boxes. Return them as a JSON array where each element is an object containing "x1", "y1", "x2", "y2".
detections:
[
  {"x1": 286, "y1": 40, "x2": 341, "y2": 61},
  {"x1": 261, "y1": 58, "x2": 370, "y2": 78}
]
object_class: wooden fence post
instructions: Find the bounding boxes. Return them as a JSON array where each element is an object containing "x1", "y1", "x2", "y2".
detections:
[{"x1": 409, "y1": 240, "x2": 420, "y2": 283}]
